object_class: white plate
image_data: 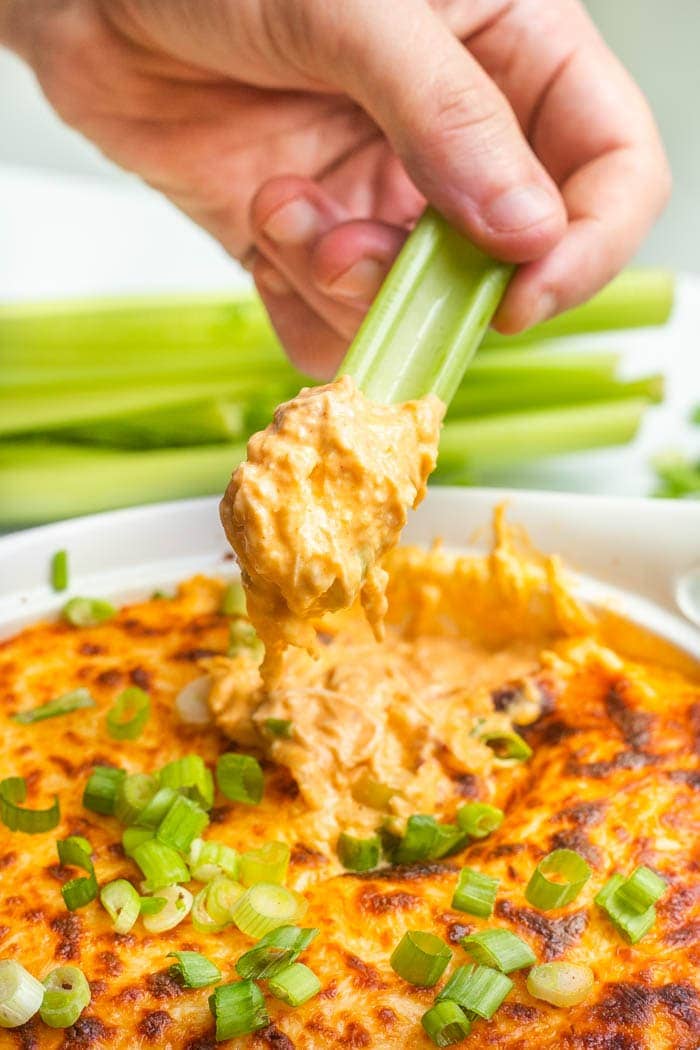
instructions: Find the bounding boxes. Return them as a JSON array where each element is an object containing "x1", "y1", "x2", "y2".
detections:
[{"x1": 0, "y1": 490, "x2": 698, "y2": 658}]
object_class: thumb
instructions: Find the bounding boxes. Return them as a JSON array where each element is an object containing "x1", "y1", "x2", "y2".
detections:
[{"x1": 327, "y1": 0, "x2": 566, "y2": 262}]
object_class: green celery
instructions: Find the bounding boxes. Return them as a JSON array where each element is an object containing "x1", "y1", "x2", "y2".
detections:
[
  {"x1": 447, "y1": 374, "x2": 663, "y2": 418},
  {"x1": 339, "y1": 207, "x2": 512, "y2": 403},
  {"x1": 53, "y1": 399, "x2": 246, "y2": 449}
]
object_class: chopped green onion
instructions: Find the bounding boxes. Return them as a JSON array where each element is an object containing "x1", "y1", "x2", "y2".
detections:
[
  {"x1": 156, "y1": 793, "x2": 209, "y2": 853},
  {"x1": 62, "y1": 596, "x2": 115, "y2": 627},
  {"x1": 616, "y1": 866, "x2": 667, "y2": 915},
  {"x1": 51, "y1": 549, "x2": 69, "y2": 592},
  {"x1": 139, "y1": 895, "x2": 167, "y2": 916},
  {"x1": 188, "y1": 838, "x2": 239, "y2": 882},
  {"x1": 208, "y1": 980, "x2": 269, "y2": 1041},
  {"x1": 525, "y1": 849, "x2": 591, "y2": 910},
  {"x1": 268, "y1": 963, "x2": 321, "y2": 1006},
  {"x1": 134, "y1": 787, "x2": 178, "y2": 829},
  {"x1": 239, "y1": 841, "x2": 290, "y2": 887},
  {"x1": 115, "y1": 772, "x2": 157, "y2": 826},
  {"x1": 122, "y1": 826, "x2": 154, "y2": 857},
  {"x1": 390, "y1": 931, "x2": 452, "y2": 987},
  {"x1": 82, "y1": 765, "x2": 125, "y2": 815},
  {"x1": 437, "y1": 964, "x2": 513, "y2": 1019},
  {"x1": 203, "y1": 876, "x2": 246, "y2": 926},
  {"x1": 13, "y1": 687, "x2": 94, "y2": 725},
  {"x1": 106, "y1": 687, "x2": 151, "y2": 741},
  {"x1": 0, "y1": 960, "x2": 44, "y2": 1028},
  {"x1": 351, "y1": 775, "x2": 396, "y2": 811},
  {"x1": 40, "y1": 966, "x2": 91, "y2": 1028},
  {"x1": 393, "y1": 814, "x2": 441, "y2": 864},
  {"x1": 221, "y1": 581, "x2": 247, "y2": 616},
  {"x1": 159, "y1": 755, "x2": 214, "y2": 810},
  {"x1": 263, "y1": 718, "x2": 293, "y2": 739},
  {"x1": 421, "y1": 1001, "x2": 472, "y2": 1047},
  {"x1": 594, "y1": 875, "x2": 657, "y2": 943},
  {"x1": 456, "y1": 803, "x2": 504, "y2": 840},
  {"x1": 432, "y1": 823, "x2": 470, "y2": 859},
  {"x1": 142, "y1": 884, "x2": 193, "y2": 933},
  {"x1": 337, "y1": 832, "x2": 381, "y2": 872},
  {"x1": 228, "y1": 619, "x2": 264, "y2": 660},
  {"x1": 168, "y1": 951, "x2": 222, "y2": 989},
  {"x1": 232, "y1": 883, "x2": 308, "y2": 939},
  {"x1": 461, "y1": 929, "x2": 536, "y2": 973},
  {"x1": 452, "y1": 867, "x2": 499, "y2": 918},
  {"x1": 0, "y1": 776, "x2": 60, "y2": 834},
  {"x1": 132, "y1": 838, "x2": 190, "y2": 891},
  {"x1": 191, "y1": 883, "x2": 231, "y2": 934},
  {"x1": 100, "y1": 879, "x2": 140, "y2": 934},
  {"x1": 236, "y1": 925, "x2": 319, "y2": 980},
  {"x1": 57, "y1": 836, "x2": 98, "y2": 910},
  {"x1": 476, "y1": 727, "x2": 532, "y2": 764},
  {"x1": 526, "y1": 962, "x2": 594, "y2": 1007},
  {"x1": 216, "y1": 753, "x2": 264, "y2": 806}
]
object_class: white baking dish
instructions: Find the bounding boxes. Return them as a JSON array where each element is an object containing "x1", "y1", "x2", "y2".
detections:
[{"x1": 0, "y1": 490, "x2": 698, "y2": 659}]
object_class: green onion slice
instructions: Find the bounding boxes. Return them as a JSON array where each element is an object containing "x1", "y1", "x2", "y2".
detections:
[
  {"x1": 337, "y1": 832, "x2": 381, "y2": 872},
  {"x1": 263, "y1": 718, "x2": 293, "y2": 739},
  {"x1": 0, "y1": 960, "x2": 44, "y2": 1029},
  {"x1": 461, "y1": 928, "x2": 536, "y2": 973},
  {"x1": 63, "y1": 596, "x2": 115, "y2": 628},
  {"x1": 13, "y1": 687, "x2": 95, "y2": 725},
  {"x1": 106, "y1": 687, "x2": 151, "y2": 741},
  {"x1": 57, "y1": 836, "x2": 98, "y2": 911},
  {"x1": 189, "y1": 838, "x2": 239, "y2": 882},
  {"x1": 239, "y1": 841, "x2": 290, "y2": 887},
  {"x1": 133, "y1": 787, "x2": 177, "y2": 829},
  {"x1": 40, "y1": 966, "x2": 91, "y2": 1029},
  {"x1": 156, "y1": 793, "x2": 209, "y2": 853},
  {"x1": 236, "y1": 925, "x2": 319, "y2": 981},
  {"x1": 527, "y1": 962, "x2": 594, "y2": 1007},
  {"x1": 132, "y1": 838, "x2": 190, "y2": 891},
  {"x1": 205, "y1": 876, "x2": 246, "y2": 925},
  {"x1": 421, "y1": 1001, "x2": 472, "y2": 1047},
  {"x1": 168, "y1": 951, "x2": 222, "y2": 989},
  {"x1": 437, "y1": 963, "x2": 512, "y2": 1019},
  {"x1": 456, "y1": 803, "x2": 504, "y2": 840},
  {"x1": 390, "y1": 931, "x2": 452, "y2": 987},
  {"x1": 268, "y1": 962, "x2": 321, "y2": 1006},
  {"x1": 432, "y1": 823, "x2": 470, "y2": 859},
  {"x1": 221, "y1": 581, "x2": 247, "y2": 616},
  {"x1": 616, "y1": 866, "x2": 667, "y2": 915},
  {"x1": 216, "y1": 753, "x2": 264, "y2": 806},
  {"x1": 476, "y1": 727, "x2": 532, "y2": 764},
  {"x1": 452, "y1": 867, "x2": 499, "y2": 918},
  {"x1": 82, "y1": 765, "x2": 125, "y2": 815},
  {"x1": 100, "y1": 879, "x2": 140, "y2": 934},
  {"x1": 191, "y1": 884, "x2": 229, "y2": 935},
  {"x1": 232, "y1": 883, "x2": 308, "y2": 939},
  {"x1": 393, "y1": 814, "x2": 441, "y2": 864},
  {"x1": 0, "y1": 776, "x2": 60, "y2": 834},
  {"x1": 115, "y1": 772, "x2": 157, "y2": 826},
  {"x1": 209, "y1": 980, "x2": 269, "y2": 1041},
  {"x1": 122, "y1": 826, "x2": 154, "y2": 857},
  {"x1": 139, "y1": 895, "x2": 167, "y2": 916},
  {"x1": 159, "y1": 755, "x2": 214, "y2": 811},
  {"x1": 525, "y1": 849, "x2": 591, "y2": 910},
  {"x1": 595, "y1": 875, "x2": 657, "y2": 944},
  {"x1": 51, "y1": 549, "x2": 69, "y2": 592},
  {"x1": 142, "y1": 884, "x2": 193, "y2": 933}
]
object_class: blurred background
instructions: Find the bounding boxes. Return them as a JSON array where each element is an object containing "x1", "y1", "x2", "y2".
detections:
[{"x1": 1, "y1": 0, "x2": 698, "y2": 525}]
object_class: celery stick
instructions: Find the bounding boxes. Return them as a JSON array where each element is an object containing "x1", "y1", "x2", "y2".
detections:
[
  {"x1": 436, "y1": 398, "x2": 648, "y2": 477},
  {"x1": 339, "y1": 208, "x2": 512, "y2": 403},
  {"x1": 0, "y1": 442, "x2": 246, "y2": 526},
  {"x1": 447, "y1": 374, "x2": 663, "y2": 418},
  {"x1": 469, "y1": 347, "x2": 620, "y2": 379},
  {"x1": 53, "y1": 400, "x2": 246, "y2": 449},
  {"x1": 481, "y1": 268, "x2": 674, "y2": 348}
]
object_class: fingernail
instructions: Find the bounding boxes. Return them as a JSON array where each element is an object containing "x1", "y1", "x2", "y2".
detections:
[
  {"x1": 327, "y1": 258, "x2": 385, "y2": 301},
  {"x1": 530, "y1": 291, "x2": 557, "y2": 326},
  {"x1": 257, "y1": 265, "x2": 292, "y2": 296},
  {"x1": 262, "y1": 198, "x2": 319, "y2": 245},
  {"x1": 485, "y1": 185, "x2": 558, "y2": 233}
]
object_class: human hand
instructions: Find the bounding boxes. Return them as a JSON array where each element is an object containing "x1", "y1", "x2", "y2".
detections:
[{"x1": 2, "y1": 0, "x2": 670, "y2": 377}]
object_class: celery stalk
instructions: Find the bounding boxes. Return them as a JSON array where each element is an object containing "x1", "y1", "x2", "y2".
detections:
[
  {"x1": 339, "y1": 208, "x2": 512, "y2": 403},
  {"x1": 482, "y1": 268, "x2": 674, "y2": 348},
  {"x1": 53, "y1": 400, "x2": 246, "y2": 449},
  {"x1": 436, "y1": 398, "x2": 648, "y2": 477},
  {"x1": 447, "y1": 374, "x2": 663, "y2": 418}
]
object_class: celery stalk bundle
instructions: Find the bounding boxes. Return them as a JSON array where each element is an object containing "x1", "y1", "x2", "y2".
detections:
[{"x1": 0, "y1": 212, "x2": 672, "y2": 526}]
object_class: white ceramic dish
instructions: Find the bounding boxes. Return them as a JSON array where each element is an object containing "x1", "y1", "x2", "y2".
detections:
[{"x1": 0, "y1": 489, "x2": 699, "y2": 659}]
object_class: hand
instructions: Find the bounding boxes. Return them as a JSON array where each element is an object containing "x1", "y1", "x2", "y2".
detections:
[{"x1": 2, "y1": 0, "x2": 670, "y2": 377}]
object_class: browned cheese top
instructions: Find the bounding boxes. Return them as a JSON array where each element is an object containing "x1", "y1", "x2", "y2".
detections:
[{"x1": 220, "y1": 375, "x2": 444, "y2": 681}]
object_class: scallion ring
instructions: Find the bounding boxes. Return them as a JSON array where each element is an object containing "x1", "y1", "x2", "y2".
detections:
[
  {"x1": 141, "y1": 884, "x2": 193, "y2": 933},
  {"x1": 436, "y1": 964, "x2": 513, "y2": 1020},
  {"x1": 13, "y1": 688, "x2": 95, "y2": 725},
  {"x1": 106, "y1": 687, "x2": 150, "y2": 741},
  {"x1": 62, "y1": 596, "x2": 115, "y2": 628},
  {"x1": 421, "y1": 1001, "x2": 472, "y2": 1046},
  {"x1": 168, "y1": 951, "x2": 222, "y2": 989},
  {"x1": 267, "y1": 963, "x2": 321, "y2": 1006},
  {"x1": 132, "y1": 838, "x2": 190, "y2": 891},
  {"x1": 527, "y1": 962, "x2": 594, "y2": 1007},
  {"x1": 239, "y1": 841, "x2": 290, "y2": 887},
  {"x1": 525, "y1": 849, "x2": 591, "y2": 910},
  {"x1": 155, "y1": 793, "x2": 209, "y2": 853},
  {"x1": 82, "y1": 765, "x2": 125, "y2": 816},
  {"x1": 208, "y1": 980, "x2": 269, "y2": 1040},
  {"x1": 100, "y1": 879, "x2": 140, "y2": 934},
  {"x1": 0, "y1": 776, "x2": 60, "y2": 834},
  {"x1": 216, "y1": 753, "x2": 264, "y2": 806},
  {"x1": 188, "y1": 838, "x2": 238, "y2": 883},
  {"x1": 452, "y1": 867, "x2": 499, "y2": 918},
  {"x1": 115, "y1": 772, "x2": 157, "y2": 826},
  {"x1": 0, "y1": 961, "x2": 44, "y2": 1029},
  {"x1": 232, "y1": 883, "x2": 308, "y2": 939},
  {"x1": 460, "y1": 928, "x2": 535, "y2": 973},
  {"x1": 337, "y1": 832, "x2": 381, "y2": 873},
  {"x1": 456, "y1": 803, "x2": 504, "y2": 840},
  {"x1": 594, "y1": 875, "x2": 657, "y2": 944},
  {"x1": 57, "y1": 836, "x2": 98, "y2": 911},
  {"x1": 617, "y1": 866, "x2": 667, "y2": 915},
  {"x1": 235, "y1": 925, "x2": 319, "y2": 981},
  {"x1": 159, "y1": 755, "x2": 214, "y2": 811},
  {"x1": 40, "y1": 966, "x2": 91, "y2": 1028},
  {"x1": 390, "y1": 931, "x2": 452, "y2": 987}
]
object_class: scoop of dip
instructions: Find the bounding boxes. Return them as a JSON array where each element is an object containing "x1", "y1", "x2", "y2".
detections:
[{"x1": 220, "y1": 374, "x2": 444, "y2": 680}]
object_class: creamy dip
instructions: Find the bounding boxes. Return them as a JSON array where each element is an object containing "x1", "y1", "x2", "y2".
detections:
[{"x1": 220, "y1": 375, "x2": 444, "y2": 680}]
